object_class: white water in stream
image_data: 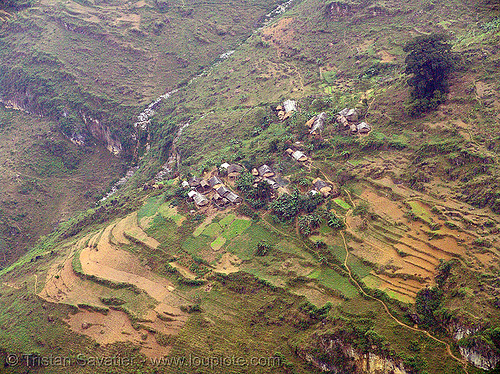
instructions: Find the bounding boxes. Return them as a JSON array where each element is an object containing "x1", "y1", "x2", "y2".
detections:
[{"x1": 100, "y1": 0, "x2": 295, "y2": 201}]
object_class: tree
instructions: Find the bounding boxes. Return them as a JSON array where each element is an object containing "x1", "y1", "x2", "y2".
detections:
[
  {"x1": 415, "y1": 287, "x2": 442, "y2": 326},
  {"x1": 403, "y1": 34, "x2": 454, "y2": 115}
]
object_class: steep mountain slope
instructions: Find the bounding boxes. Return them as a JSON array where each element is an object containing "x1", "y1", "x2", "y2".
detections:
[
  {"x1": 1, "y1": 0, "x2": 500, "y2": 373},
  {"x1": 0, "y1": 0, "x2": 282, "y2": 266}
]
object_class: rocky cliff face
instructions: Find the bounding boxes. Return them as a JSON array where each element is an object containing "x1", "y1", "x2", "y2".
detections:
[
  {"x1": 450, "y1": 323, "x2": 500, "y2": 371},
  {"x1": 81, "y1": 113, "x2": 123, "y2": 155},
  {"x1": 297, "y1": 334, "x2": 411, "y2": 374},
  {"x1": 1, "y1": 92, "x2": 124, "y2": 156}
]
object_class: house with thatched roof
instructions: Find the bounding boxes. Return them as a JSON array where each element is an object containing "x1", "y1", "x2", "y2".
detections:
[
  {"x1": 283, "y1": 99, "x2": 297, "y2": 113},
  {"x1": 226, "y1": 191, "x2": 242, "y2": 204},
  {"x1": 357, "y1": 122, "x2": 371, "y2": 134},
  {"x1": 212, "y1": 192, "x2": 230, "y2": 209},
  {"x1": 188, "y1": 176, "x2": 202, "y2": 187},
  {"x1": 258, "y1": 164, "x2": 274, "y2": 178},
  {"x1": 291, "y1": 150, "x2": 308, "y2": 162},
  {"x1": 346, "y1": 108, "x2": 358, "y2": 122},
  {"x1": 338, "y1": 108, "x2": 359, "y2": 123},
  {"x1": 227, "y1": 164, "x2": 243, "y2": 179},
  {"x1": 209, "y1": 176, "x2": 223, "y2": 189},
  {"x1": 264, "y1": 178, "x2": 279, "y2": 190},
  {"x1": 313, "y1": 178, "x2": 333, "y2": 197},
  {"x1": 310, "y1": 112, "x2": 328, "y2": 135},
  {"x1": 216, "y1": 185, "x2": 231, "y2": 197},
  {"x1": 188, "y1": 190, "x2": 209, "y2": 207},
  {"x1": 197, "y1": 179, "x2": 211, "y2": 194}
]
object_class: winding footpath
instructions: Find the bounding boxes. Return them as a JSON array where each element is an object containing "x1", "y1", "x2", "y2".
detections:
[{"x1": 338, "y1": 195, "x2": 470, "y2": 374}]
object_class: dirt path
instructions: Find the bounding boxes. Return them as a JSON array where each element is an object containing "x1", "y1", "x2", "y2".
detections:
[{"x1": 340, "y1": 230, "x2": 469, "y2": 373}]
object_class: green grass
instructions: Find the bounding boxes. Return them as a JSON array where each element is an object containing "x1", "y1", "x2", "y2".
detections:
[
  {"x1": 211, "y1": 236, "x2": 227, "y2": 251},
  {"x1": 201, "y1": 223, "x2": 223, "y2": 237},
  {"x1": 219, "y1": 214, "x2": 236, "y2": 228},
  {"x1": 407, "y1": 200, "x2": 433, "y2": 224},
  {"x1": 222, "y1": 218, "x2": 251, "y2": 240},
  {"x1": 182, "y1": 235, "x2": 212, "y2": 256},
  {"x1": 334, "y1": 198, "x2": 352, "y2": 210},
  {"x1": 308, "y1": 267, "x2": 358, "y2": 299},
  {"x1": 158, "y1": 203, "x2": 185, "y2": 225},
  {"x1": 225, "y1": 223, "x2": 278, "y2": 260}
]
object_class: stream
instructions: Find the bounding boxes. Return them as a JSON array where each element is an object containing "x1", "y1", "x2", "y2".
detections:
[{"x1": 100, "y1": 0, "x2": 296, "y2": 201}]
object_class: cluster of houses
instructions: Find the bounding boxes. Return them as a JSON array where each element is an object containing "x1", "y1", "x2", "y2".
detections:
[
  {"x1": 336, "y1": 108, "x2": 371, "y2": 134},
  {"x1": 183, "y1": 171, "x2": 243, "y2": 209},
  {"x1": 182, "y1": 156, "x2": 339, "y2": 209}
]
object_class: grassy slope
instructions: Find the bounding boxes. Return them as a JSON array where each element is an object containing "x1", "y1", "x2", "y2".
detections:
[{"x1": 0, "y1": 105, "x2": 124, "y2": 266}]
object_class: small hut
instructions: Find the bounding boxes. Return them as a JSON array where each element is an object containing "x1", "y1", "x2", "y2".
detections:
[
  {"x1": 209, "y1": 176, "x2": 223, "y2": 189},
  {"x1": 188, "y1": 176, "x2": 202, "y2": 188},
  {"x1": 213, "y1": 193, "x2": 230, "y2": 209},
  {"x1": 252, "y1": 168, "x2": 259, "y2": 176},
  {"x1": 220, "y1": 162, "x2": 230, "y2": 170},
  {"x1": 291, "y1": 150, "x2": 308, "y2": 162},
  {"x1": 188, "y1": 190, "x2": 209, "y2": 207},
  {"x1": 264, "y1": 178, "x2": 279, "y2": 190},
  {"x1": 345, "y1": 108, "x2": 359, "y2": 122},
  {"x1": 181, "y1": 181, "x2": 190, "y2": 189},
  {"x1": 227, "y1": 164, "x2": 243, "y2": 179},
  {"x1": 258, "y1": 164, "x2": 274, "y2": 178},
  {"x1": 226, "y1": 191, "x2": 242, "y2": 204},
  {"x1": 313, "y1": 178, "x2": 333, "y2": 197},
  {"x1": 216, "y1": 185, "x2": 231, "y2": 197},
  {"x1": 197, "y1": 179, "x2": 211, "y2": 194},
  {"x1": 310, "y1": 112, "x2": 328, "y2": 135},
  {"x1": 357, "y1": 122, "x2": 371, "y2": 134}
]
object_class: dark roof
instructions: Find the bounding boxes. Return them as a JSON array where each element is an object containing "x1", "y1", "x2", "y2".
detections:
[
  {"x1": 188, "y1": 176, "x2": 202, "y2": 187},
  {"x1": 258, "y1": 164, "x2": 274, "y2": 176},
  {"x1": 314, "y1": 179, "x2": 330, "y2": 190},
  {"x1": 227, "y1": 164, "x2": 243, "y2": 174},
  {"x1": 209, "y1": 176, "x2": 223, "y2": 187},
  {"x1": 216, "y1": 185, "x2": 231, "y2": 197}
]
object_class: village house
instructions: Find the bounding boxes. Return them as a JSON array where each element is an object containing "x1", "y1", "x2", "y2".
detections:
[
  {"x1": 197, "y1": 179, "x2": 211, "y2": 194},
  {"x1": 276, "y1": 99, "x2": 297, "y2": 120},
  {"x1": 209, "y1": 176, "x2": 224, "y2": 189},
  {"x1": 188, "y1": 176, "x2": 202, "y2": 188},
  {"x1": 226, "y1": 191, "x2": 243, "y2": 204},
  {"x1": 216, "y1": 185, "x2": 231, "y2": 197},
  {"x1": 181, "y1": 180, "x2": 190, "y2": 189},
  {"x1": 264, "y1": 178, "x2": 279, "y2": 190},
  {"x1": 357, "y1": 122, "x2": 371, "y2": 134},
  {"x1": 227, "y1": 164, "x2": 243, "y2": 179},
  {"x1": 188, "y1": 190, "x2": 209, "y2": 207},
  {"x1": 313, "y1": 178, "x2": 333, "y2": 197},
  {"x1": 212, "y1": 192, "x2": 230, "y2": 209},
  {"x1": 258, "y1": 164, "x2": 275, "y2": 178},
  {"x1": 306, "y1": 112, "x2": 328, "y2": 136},
  {"x1": 215, "y1": 185, "x2": 242, "y2": 205},
  {"x1": 286, "y1": 148, "x2": 308, "y2": 162}
]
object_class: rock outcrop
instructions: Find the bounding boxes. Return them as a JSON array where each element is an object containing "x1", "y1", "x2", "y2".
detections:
[{"x1": 296, "y1": 331, "x2": 412, "y2": 374}]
